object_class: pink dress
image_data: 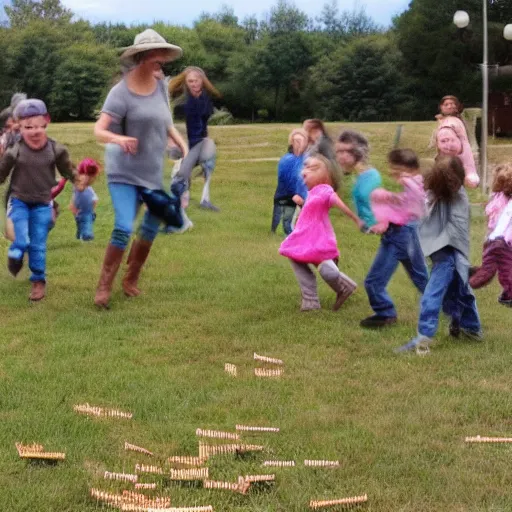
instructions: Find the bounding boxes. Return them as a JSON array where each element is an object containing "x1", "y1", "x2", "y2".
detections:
[{"x1": 279, "y1": 184, "x2": 339, "y2": 265}]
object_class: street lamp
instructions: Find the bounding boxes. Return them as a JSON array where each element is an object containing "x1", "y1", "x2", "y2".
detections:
[{"x1": 453, "y1": 9, "x2": 512, "y2": 192}]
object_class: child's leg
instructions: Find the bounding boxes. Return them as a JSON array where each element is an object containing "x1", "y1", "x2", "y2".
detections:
[
  {"x1": 401, "y1": 225, "x2": 428, "y2": 294},
  {"x1": 289, "y1": 259, "x2": 320, "y2": 311},
  {"x1": 7, "y1": 198, "x2": 30, "y2": 274},
  {"x1": 271, "y1": 201, "x2": 281, "y2": 233},
  {"x1": 27, "y1": 203, "x2": 52, "y2": 283},
  {"x1": 457, "y1": 279, "x2": 481, "y2": 335},
  {"x1": 417, "y1": 248, "x2": 456, "y2": 338},
  {"x1": 170, "y1": 144, "x2": 202, "y2": 200},
  {"x1": 80, "y1": 213, "x2": 95, "y2": 241},
  {"x1": 469, "y1": 241, "x2": 498, "y2": 289},
  {"x1": 318, "y1": 259, "x2": 357, "y2": 311},
  {"x1": 494, "y1": 241, "x2": 512, "y2": 301},
  {"x1": 282, "y1": 205, "x2": 296, "y2": 236},
  {"x1": 363, "y1": 236, "x2": 400, "y2": 320}
]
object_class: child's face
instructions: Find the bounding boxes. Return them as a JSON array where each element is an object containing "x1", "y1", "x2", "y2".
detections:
[
  {"x1": 19, "y1": 115, "x2": 48, "y2": 150},
  {"x1": 335, "y1": 142, "x2": 357, "y2": 171},
  {"x1": 291, "y1": 134, "x2": 308, "y2": 155},
  {"x1": 301, "y1": 157, "x2": 329, "y2": 189},
  {"x1": 440, "y1": 99, "x2": 458, "y2": 116},
  {"x1": 437, "y1": 129, "x2": 462, "y2": 156},
  {"x1": 186, "y1": 71, "x2": 203, "y2": 96}
]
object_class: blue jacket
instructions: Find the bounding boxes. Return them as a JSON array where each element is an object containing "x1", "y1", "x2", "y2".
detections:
[{"x1": 274, "y1": 153, "x2": 308, "y2": 204}]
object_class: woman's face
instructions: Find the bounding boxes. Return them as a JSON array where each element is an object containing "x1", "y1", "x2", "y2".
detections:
[
  {"x1": 186, "y1": 71, "x2": 203, "y2": 97},
  {"x1": 141, "y1": 49, "x2": 170, "y2": 75},
  {"x1": 440, "y1": 99, "x2": 458, "y2": 116},
  {"x1": 437, "y1": 129, "x2": 462, "y2": 156},
  {"x1": 335, "y1": 142, "x2": 357, "y2": 171},
  {"x1": 301, "y1": 157, "x2": 329, "y2": 189},
  {"x1": 291, "y1": 134, "x2": 308, "y2": 155}
]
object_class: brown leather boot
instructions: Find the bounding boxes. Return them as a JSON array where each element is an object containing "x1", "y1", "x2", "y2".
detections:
[
  {"x1": 122, "y1": 239, "x2": 153, "y2": 297},
  {"x1": 94, "y1": 244, "x2": 125, "y2": 308},
  {"x1": 29, "y1": 281, "x2": 46, "y2": 301}
]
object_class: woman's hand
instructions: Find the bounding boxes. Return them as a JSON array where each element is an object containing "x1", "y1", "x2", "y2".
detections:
[{"x1": 113, "y1": 135, "x2": 138, "y2": 155}]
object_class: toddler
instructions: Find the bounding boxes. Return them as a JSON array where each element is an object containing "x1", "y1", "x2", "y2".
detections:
[
  {"x1": 279, "y1": 153, "x2": 362, "y2": 311},
  {"x1": 70, "y1": 158, "x2": 100, "y2": 241},
  {"x1": 469, "y1": 163, "x2": 512, "y2": 306},
  {"x1": 396, "y1": 156, "x2": 481, "y2": 354}
]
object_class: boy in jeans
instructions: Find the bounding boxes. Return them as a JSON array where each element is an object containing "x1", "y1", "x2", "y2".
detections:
[
  {"x1": 360, "y1": 149, "x2": 428, "y2": 328},
  {"x1": 0, "y1": 99, "x2": 86, "y2": 301}
]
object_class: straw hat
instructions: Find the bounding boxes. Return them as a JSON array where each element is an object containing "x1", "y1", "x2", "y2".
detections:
[{"x1": 120, "y1": 29, "x2": 182, "y2": 64}]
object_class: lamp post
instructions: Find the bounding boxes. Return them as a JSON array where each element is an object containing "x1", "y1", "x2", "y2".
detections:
[{"x1": 453, "y1": 8, "x2": 512, "y2": 193}]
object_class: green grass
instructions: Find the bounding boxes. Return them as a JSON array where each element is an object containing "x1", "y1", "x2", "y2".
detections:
[{"x1": 1, "y1": 122, "x2": 512, "y2": 512}]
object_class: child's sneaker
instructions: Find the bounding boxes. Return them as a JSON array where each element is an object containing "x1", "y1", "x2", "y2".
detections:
[
  {"x1": 8, "y1": 256, "x2": 23, "y2": 277},
  {"x1": 449, "y1": 318, "x2": 460, "y2": 338},
  {"x1": 29, "y1": 281, "x2": 46, "y2": 301},
  {"x1": 498, "y1": 293, "x2": 512, "y2": 307},
  {"x1": 394, "y1": 334, "x2": 432, "y2": 355},
  {"x1": 460, "y1": 328, "x2": 484, "y2": 341},
  {"x1": 360, "y1": 315, "x2": 397, "y2": 328}
]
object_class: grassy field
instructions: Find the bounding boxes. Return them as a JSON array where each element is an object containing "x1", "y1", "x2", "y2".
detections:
[{"x1": 1, "y1": 121, "x2": 512, "y2": 512}]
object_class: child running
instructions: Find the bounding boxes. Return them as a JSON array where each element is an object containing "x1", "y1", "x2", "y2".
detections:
[
  {"x1": 360, "y1": 149, "x2": 429, "y2": 328},
  {"x1": 469, "y1": 163, "x2": 512, "y2": 306},
  {"x1": 335, "y1": 130, "x2": 382, "y2": 232},
  {"x1": 70, "y1": 158, "x2": 100, "y2": 241},
  {"x1": 0, "y1": 99, "x2": 87, "y2": 301},
  {"x1": 271, "y1": 128, "x2": 308, "y2": 236},
  {"x1": 396, "y1": 156, "x2": 481, "y2": 353},
  {"x1": 279, "y1": 153, "x2": 362, "y2": 311}
]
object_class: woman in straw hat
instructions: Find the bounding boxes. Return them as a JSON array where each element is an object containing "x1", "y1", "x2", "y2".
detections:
[
  {"x1": 93, "y1": 29, "x2": 188, "y2": 308},
  {"x1": 168, "y1": 66, "x2": 222, "y2": 227}
]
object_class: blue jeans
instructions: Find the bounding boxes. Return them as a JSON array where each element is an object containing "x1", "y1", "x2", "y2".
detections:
[
  {"x1": 418, "y1": 247, "x2": 481, "y2": 338},
  {"x1": 7, "y1": 197, "x2": 52, "y2": 282},
  {"x1": 271, "y1": 199, "x2": 296, "y2": 236},
  {"x1": 108, "y1": 183, "x2": 161, "y2": 249},
  {"x1": 75, "y1": 212, "x2": 95, "y2": 241},
  {"x1": 365, "y1": 223, "x2": 428, "y2": 317}
]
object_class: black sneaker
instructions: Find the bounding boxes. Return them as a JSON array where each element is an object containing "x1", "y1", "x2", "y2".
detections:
[
  {"x1": 8, "y1": 257, "x2": 23, "y2": 277},
  {"x1": 360, "y1": 315, "x2": 397, "y2": 328},
  {"x1": 449, "y1": 319, "x2": 460, "y2": 338},
  {"x1": 498, "y1": 294, "x2": 512, "y2": 308}
]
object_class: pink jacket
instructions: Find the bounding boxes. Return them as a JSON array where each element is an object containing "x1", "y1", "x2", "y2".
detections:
[
  {"x1": 486, "y1": 192, "x2": 512, "y2": 245},
  {"x1": 437, "y1": 116, "x2": 479, "y2": 187},
  {"x1": 371, "y1": 174, "x2": 426, "y2": 226}
]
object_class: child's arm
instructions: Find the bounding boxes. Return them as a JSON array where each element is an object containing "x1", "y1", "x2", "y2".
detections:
[
  {"x1": 292, "y1": 194, "x2": 304, "y2": 206},
  {"x1": 54, "y1": 145, "x2": 89, "y2": 191},
  {"x1": 168, "y1": 126, "x2": 189, "y2": 159},
  {"x1": 330, "y1": 193, "x2": 363, "y2": 228},
  {"x1": 51, "y1": 178, "x2": 67, "y2": 199},
  {"x1": 0, "y1": 147, "x2": 16, "y2": 184}
]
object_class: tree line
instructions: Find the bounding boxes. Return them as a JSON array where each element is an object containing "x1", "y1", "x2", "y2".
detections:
[{"x1": 0, "y1": 0, "x2": 511, "y2": 123}]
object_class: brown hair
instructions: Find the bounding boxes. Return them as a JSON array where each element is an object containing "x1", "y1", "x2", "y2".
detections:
[
  {"x1": 169, "y1": 66, "x2": 221, "y2": 100},
  {"x1": 309, "y1": 152, "x2": 341, "y2": 192},
  {"x1": 337, "y1": 130, "x2": 369, "y2": 163},
  {"x1": 304, "y1": 119, "x2": 330, "y2": 138},
  {"x1": 424, "y1": 155, "x2": 465, "y2": 201},
  {"x1": 388, "y1": 149, "x2": 420, "y2": 171},
  {"x1": 492, "y1": 163, "x2": 512, "y2": 197}
]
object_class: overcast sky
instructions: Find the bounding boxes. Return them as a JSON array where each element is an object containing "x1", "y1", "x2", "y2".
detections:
[{"x1": 61, "y1": 0, "x2": 410, "y2": 28}]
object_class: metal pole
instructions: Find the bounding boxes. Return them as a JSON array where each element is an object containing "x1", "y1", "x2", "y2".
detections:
[{"x1": 481, "y1": 0, "x2": 489, "y2": 193}]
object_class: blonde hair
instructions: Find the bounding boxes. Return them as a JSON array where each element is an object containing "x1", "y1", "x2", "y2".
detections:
[
  {"x1": 169, "y1": 67, "x2": 221, "y2": 100},
  {"x1": 492, "y1": 163, "x2": 512, "y2": 197},
  {"x1": 288, "y1": 128, "x2": 308, "y2": 145},
  {"x1": 309, "y1": 152, "x2": 342, "y2": 192}
]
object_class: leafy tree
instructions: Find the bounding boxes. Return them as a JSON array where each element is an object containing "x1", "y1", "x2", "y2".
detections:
[
  {"x1": 5, "y1": 0, "x2": 72, "y2": 28},
  {"x1": 308, "y1": 35, "x2": 411, "y2": 121},
  {"x1": 49, "y1": 43, "x2": 115, "y2": 120}
]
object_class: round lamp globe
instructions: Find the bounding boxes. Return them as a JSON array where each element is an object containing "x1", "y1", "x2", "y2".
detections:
[{"x1": 453, "y1": 11, "x2": 470, "y2": 29}]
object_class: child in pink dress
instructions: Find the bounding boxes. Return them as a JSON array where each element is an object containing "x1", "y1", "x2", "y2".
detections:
[
  {"x1": 470, "y1": 163, "x2": 512, "y2": 306},
  {"x1": 279, "y1": 154, "x2": 362, "y2": 311}
]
